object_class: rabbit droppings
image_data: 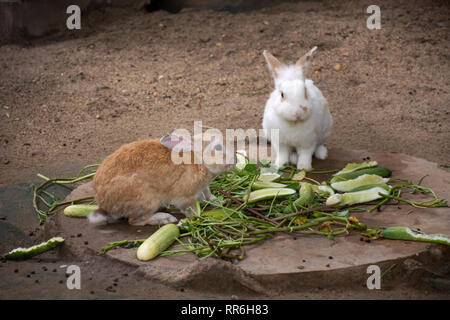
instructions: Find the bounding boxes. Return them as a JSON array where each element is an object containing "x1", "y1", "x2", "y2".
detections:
[
  {"x1": 89, "y1": 133, "x2": 236, "y2": 226},
  {"x1": 262, "y1": 47, "x2": 333, "y2": 171}
]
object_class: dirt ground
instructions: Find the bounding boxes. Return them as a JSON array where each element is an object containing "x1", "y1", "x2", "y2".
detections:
[{"x1": 0, "y1": 0, "x2": 449, "y2": 300}]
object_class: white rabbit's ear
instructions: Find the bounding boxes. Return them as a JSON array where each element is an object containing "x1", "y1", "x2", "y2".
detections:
[
  {"x1": 296, "y1": 46, "x2": 318, "y2": 74},
  {"x1": 160, "y1": 133, "x2": 193, "y2": 152},
  {"x1": 263, "y1": 50, "x2": 285, "y2": 79}
]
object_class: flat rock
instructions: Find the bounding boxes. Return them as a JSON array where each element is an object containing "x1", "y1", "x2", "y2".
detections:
[{"x1": 51, "y1": 149, "x2": 450, "y2": 293}]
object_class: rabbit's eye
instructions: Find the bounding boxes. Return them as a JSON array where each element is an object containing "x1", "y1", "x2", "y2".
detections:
[
  {"x1": 214, "y1": 144, "x2": 223, "y2": 151},
  {"x1": 280, "y1": 91, "x2": 285, "y2": 99}
]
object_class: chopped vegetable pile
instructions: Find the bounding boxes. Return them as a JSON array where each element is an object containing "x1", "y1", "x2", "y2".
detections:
[{"x1": 18, "y1": 157, "x2": 448, "y2": 262}]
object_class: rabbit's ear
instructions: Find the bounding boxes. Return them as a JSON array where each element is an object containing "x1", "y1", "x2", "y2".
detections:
[
  {"x1": 263, "y1": 50, "x2": 285, "y2": 79},
  {"x1": 296, "y1": 46, "x2": 318, "y2": 74},
  {"x1": 160, "y1": 133, "x2": 193, "y2": 152}
]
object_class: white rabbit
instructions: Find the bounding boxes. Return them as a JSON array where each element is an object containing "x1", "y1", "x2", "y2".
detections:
[{"x1": 262, "y1": 47, "x2": 333, "y2": 171}]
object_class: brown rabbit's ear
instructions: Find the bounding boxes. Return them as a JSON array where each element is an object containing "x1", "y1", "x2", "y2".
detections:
[
  {"x1": 160, "y1": 133, "x2": 193, "y2": 152},
  {"x1": 296, "y1": 46, "x2": 318, "y2": 74},
  {"x1": 263, "y1": 50, "x2": 285, "y2": 79}
]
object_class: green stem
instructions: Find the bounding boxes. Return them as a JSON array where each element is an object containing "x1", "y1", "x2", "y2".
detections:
[
  {"x1": 310, "y1": 169, "x2": 340, "y2": 174},
  {"x1": 249, "y1": 216, "x2": 347, "y2": 235}
]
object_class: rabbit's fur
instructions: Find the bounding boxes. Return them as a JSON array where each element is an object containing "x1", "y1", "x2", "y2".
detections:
[
  {"x1": 90, "y1": 133, "x2": 235, "y2": 226},
  {"x1": 262, "y1": 47, "x2": 333, "y2": 170}
]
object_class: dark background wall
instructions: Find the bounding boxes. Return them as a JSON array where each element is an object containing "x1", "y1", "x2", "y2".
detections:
[{"x1": 0, "y1": 0, "x2": 297, "y2": 44}]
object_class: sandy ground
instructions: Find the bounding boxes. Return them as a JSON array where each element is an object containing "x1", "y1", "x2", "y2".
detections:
[
  {"x1": 0, "y1": 0, "x2": 449, "y2": 300},
  {"x1": 0, "y1": 0, "x2": 449, "y2": 185}
]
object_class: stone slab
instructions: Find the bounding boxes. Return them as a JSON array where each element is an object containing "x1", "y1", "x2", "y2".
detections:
[{"x1": 50, "y1": 149, "x2": 450, "y2": 292}]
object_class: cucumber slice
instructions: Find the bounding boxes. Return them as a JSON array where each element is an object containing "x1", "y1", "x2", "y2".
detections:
[
  {"x1": 381, "y1": 226, "x2": 450, "y2": 246},
  {"x1": 326, "y1": 187, "x2": 389, "y2": 206},
  {"x1": 235, "y1": 150, "x2": 248, "y2": 171},
  {"x1": 335, "y1": 161, "x2": 378, "y2": 176},
  {"x1": 64, "y1": 204, "x2": 99, "y2": 217},
  {"x1": 293, "y1": 183, "x2": 314, "y2": 208},
  {"x1": 246, "y1": 188, "x2": 296, "y2": 203},
  {"x1": 349, "y1": 183, "x2": 391, "y2": 193},
  {"x1": 317, "y1": 185, "x2": 335, "y2": 196},
  {"x1": 4, "y1": 237, "x2": 65, "y2": 260},
  {"x1": 331, "y1": 174, "x2": 390, "y2": 192},
  {"x1": 330, "y1": 167, "x2": 392, "y2": 183},
  {"x1": 292, "y1": 170, "x2": 306, "y2": 181},
  {"x1": 252, "y1": 181, "x2": 287, "y2": 190},
  {"x1": 257, "y1": 173, "x2": 281, "y2": 183}
]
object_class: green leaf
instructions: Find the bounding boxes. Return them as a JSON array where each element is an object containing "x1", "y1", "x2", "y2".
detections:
[{"x1": 243, "y1": 163, "x2": 258, "y2": 173}]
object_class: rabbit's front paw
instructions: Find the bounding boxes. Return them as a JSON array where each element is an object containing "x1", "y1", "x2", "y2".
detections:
[
  {"x1": 314, "y1": 145, "x2": 328, "y2": 160},
  {"x1": 296, "y1": 161, "x2": 312, "y2": 171},
  {"x1": 148, "y1": 212, "x2": 178, "y2": 225}
]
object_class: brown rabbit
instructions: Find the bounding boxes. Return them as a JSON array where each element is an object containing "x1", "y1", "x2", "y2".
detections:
[{"x1": 89, "y1": 133, "x2": 236, "y2": 226}]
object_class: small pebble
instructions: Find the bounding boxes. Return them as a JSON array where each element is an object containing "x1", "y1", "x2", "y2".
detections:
[
  {"x1": 77, "y1": 233, "x2": 82, "y2": 237},
  {"x1": 84, "y1": 241, "x2": 89, "y2": 245},
  {"x1": 90, "y1": 291, "x2": 95, "y2": 294},
  {"x1": 180, "y1": 288, "x2": 185, "y2": 292},
  {"x1": 328, "y1": 256, "x2": 333, "y2": 260},
  {"x1": 326, "y1": 264, "x2": 330, "y2": 268},
  {"x1": 52, "y1": 269, "x2": 57, "y2": 272},
  {"x1": 333, "y1": 63, "x2": 342, "y2": 71},
  {"x1": 297, "y1": 266, "x2": 305, "y2": 270},
  {"x1": 59, "y1": 280, "x2": 63, "y2": 284},
  {"x1": 14, "y1": 269, "x2": 19, "y2": 273},
  {"x1": 31, "y1": 271, "x2": 35, "y2": 275}
]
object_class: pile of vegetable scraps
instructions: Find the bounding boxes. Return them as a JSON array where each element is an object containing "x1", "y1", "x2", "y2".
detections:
[{"x1": 3, "y1": 155, "x2": 449, "y2": 262}]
